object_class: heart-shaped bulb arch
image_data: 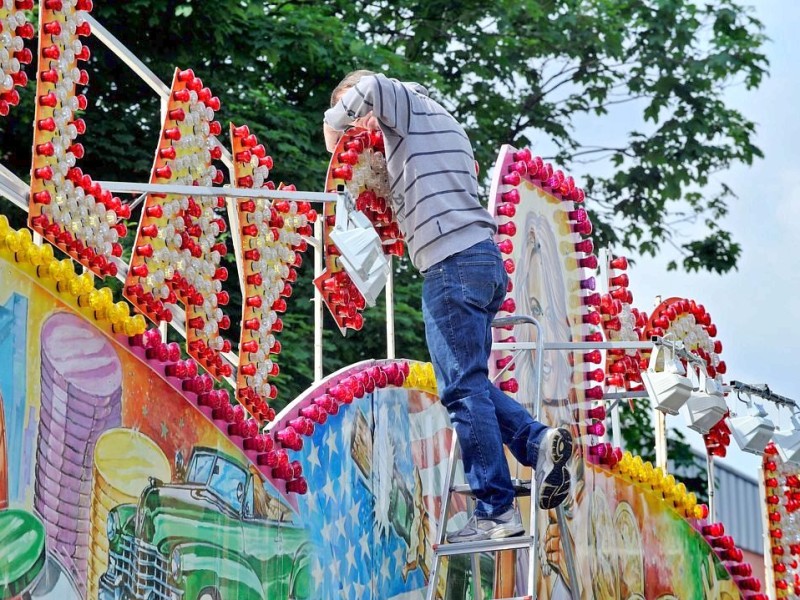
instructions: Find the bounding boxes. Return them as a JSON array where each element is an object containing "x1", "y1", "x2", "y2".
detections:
[{"x1": 316, "y1": 127, "x2": 404, "y2": 334}]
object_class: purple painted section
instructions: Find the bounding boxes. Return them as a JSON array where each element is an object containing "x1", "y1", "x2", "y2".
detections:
[{"x1": 33, "y1": 312, "x2": 122, "y2": 594}]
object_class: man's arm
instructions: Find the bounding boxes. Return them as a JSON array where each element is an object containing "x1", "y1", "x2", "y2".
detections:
[
  {"x1": 324, "y1": 74, "x2": 413, "y2": 134},
  {"x1": 323, "y1": 122, "x2": 342, "y2": 153}
]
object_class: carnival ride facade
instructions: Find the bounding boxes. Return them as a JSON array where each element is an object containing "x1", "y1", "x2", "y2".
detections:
[{"x1": 0, "y1": 2, "x2": 791, "y2": 599}]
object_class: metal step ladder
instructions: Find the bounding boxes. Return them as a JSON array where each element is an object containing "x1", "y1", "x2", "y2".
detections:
[{"x1": 424, "y1": 316, "x2": 578, "y2": 600}]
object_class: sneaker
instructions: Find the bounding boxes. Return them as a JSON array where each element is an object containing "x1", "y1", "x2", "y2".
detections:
[
  {"x1": 536, "y1": 427, "x2": 573, "y2": 510},
  {"x1": 446, "y1": 507, "x2": 525, "y2": 543}
]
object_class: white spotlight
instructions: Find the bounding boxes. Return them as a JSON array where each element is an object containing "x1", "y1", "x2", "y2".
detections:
[
  {"x1": 683, "y1": 364, "x2": 728, "y2": 434},
  {"x1": 773, "y1": 412, "x2": 800, "y2": 466},
  {"x1": 728, "y1": 396, "x2": 775, "y2": 455},
  {"x1": 641, "y1": 344, "x2": 693, "y2": 415}
]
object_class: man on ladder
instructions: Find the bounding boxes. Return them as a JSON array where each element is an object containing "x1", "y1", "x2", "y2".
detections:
[{"x1": 323, "y1": 71, "x2": 573, "y2": 545}]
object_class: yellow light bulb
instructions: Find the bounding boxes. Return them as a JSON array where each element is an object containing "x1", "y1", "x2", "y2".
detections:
[
  {"x1": 110, "y1": 301, "x2": 130, "y2": 324},
  {"x1": 48, "y1": 259, "x2": 69, "y2": 281},
  {"x1": 17, "y1": 228, "x2": 33, "y2": 247},
  {"x1": 5, "y1": 232, "x2": 21, "y2": 253},
  {"x1": 88, "y1": 287, "x2": 113, "y2": 318},
  {"x1": 13, "y1": 231, "x2": 34, "y2": 263},
  {"x1": 68, "y1": 277, "x2": 84, "y2": 297},
  {"x1": 38, "y1": 244, "x2": 54, "y2": 264},
  {"x1": 127, "y1": 314, "x2": 147, "y2": 336}
]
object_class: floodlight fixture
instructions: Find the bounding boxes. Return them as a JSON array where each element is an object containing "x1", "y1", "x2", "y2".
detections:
[
  {"x1": 641, "y1": 343, "x2": 693, "y2": 415},
  {"x1": 773, "y1": 411, "x2": 800, "y2": 466},
  {"x1": 683, "y1": 364, "x2": 728, "y2": 435},
  {"x1": 728, "y1": 394, "x2": 775, "y2": 456}
]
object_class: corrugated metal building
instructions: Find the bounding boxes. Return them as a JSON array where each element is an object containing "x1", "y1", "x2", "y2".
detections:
[{"x1": 712, "y1": 456, "x2": 763, "y2": 554}]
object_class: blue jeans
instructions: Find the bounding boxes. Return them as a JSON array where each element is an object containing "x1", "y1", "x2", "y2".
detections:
[{"x1": 421, "y1": 238, "x2": 548, "y2": 518}]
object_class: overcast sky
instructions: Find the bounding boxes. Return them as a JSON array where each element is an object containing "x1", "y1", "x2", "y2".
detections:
[{"x1": 536, "y1": 2, "x2": 799, "y2": 477}]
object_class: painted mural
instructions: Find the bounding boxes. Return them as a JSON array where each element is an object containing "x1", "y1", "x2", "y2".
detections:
[
  {"x1": 0, "y1": 249, "x2": 478, "y2": 599},
  {"x1": 0, "y1": 215, "x2": 753, "y2": 600}
]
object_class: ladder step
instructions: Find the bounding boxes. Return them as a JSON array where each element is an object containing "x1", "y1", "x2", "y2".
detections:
[
  {"x1": 433, "y1": 535, "x2": 534, "y2": 557},
  {"x1": 451, "y1": 478, "x2": 532, "y2": 497}
]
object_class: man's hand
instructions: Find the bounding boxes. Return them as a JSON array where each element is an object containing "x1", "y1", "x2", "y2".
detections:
[
  {"x1": 323, "y1": 122, "x2": 342, "y2": 153},
  {"x1": 352, "y1": 111, "x2": 379, "y2": 131}
]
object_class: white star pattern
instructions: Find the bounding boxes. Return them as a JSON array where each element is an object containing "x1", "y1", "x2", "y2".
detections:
[
  {"x1": 321, "y1": 520, "x2": 334, "y2": 544},
  {"x1": 380, "y1": 554, "x2": 391, "y2": 581},
  {"x1": 307, "y1": 442, "x2": 321, "y2": 472},
  {"x1": 325, "y1": 428, "x2": 339, "y2": 458},
  {"x1": 393, "y1": 546, "x2": 404, "y2": 572},
  {"x1": 393, "y1": 400, "x2": 404, "y2": 422},
  {"x1": 336, "y1": 513, "x2": 348, "y2": 541},
  {"x1": 329, "y1": 554, "x2": 341, "y2": 580},
  {"x1": 305, "y1": 488, "x2": 317, "y2": 513},
  {"x1": 348, "y1": 498, "x2": 361, "y2": 525},
  {"x1": 345, "y1": 543, "x2": 357, "y2": 575},
  {"x1": 312, "y1": 557, "x2": 326, "y2": 590},
  {"x1": 359, "y1": 532, "x2": 370, "y2": 561},
  {"x1": 340, "y1": 580, "x2": 351, "y2": 599},
  {"x1": 323, "y1": 479, "x2": 337, "y2": 504},
  {"x1": 353, "y1": 581, "x2": 366, "y2": 600}
]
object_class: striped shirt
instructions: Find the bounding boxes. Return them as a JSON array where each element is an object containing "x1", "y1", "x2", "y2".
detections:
[{"x1": 324, "y1": 74, "x2": 497, "y2": 272}]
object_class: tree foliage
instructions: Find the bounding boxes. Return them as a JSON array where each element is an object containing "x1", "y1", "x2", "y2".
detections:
[{"x1": 0, "y1": 0, "x2": 767, "y2": 413}]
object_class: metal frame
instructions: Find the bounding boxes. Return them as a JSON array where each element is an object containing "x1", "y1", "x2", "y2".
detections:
[{"x1": 730, "y1": 380, "x2": 796, "y2": 409}]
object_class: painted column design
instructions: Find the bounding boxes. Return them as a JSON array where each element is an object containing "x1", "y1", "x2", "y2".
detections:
[{"x1": 34, "y1": 312, "x2": 122, "y2": 592}]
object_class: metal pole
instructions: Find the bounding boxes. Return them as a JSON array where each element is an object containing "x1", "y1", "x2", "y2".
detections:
[
  {"x1": 706, "y1": 453, "x2": 716, "y2": 523},
  {"x1": 385, "y1": 256, "x2": 395, "y2": 359},
  {"x1": 611, "y1": 403, "x2": 622, "y2": 449},
  {"x1": 492, "y1": 340, "x2": 654, "y2": 352},
  {"x1": 313, "y1": 209, "x2": 324, "y2": 382},
  {"x1": 96, "y1": 180, "x2": 339, "y2": 202},
  {"x1": 0, "y1": 181, "x2": 27, "y2": 212},
  {"x1": 528, "y1": 316, "x2": 543, "y2": 599},
  {"x1": 655, "y1": 409, "x2": 668, "y2": 472},
  {"x1": 85, "y1": 15, "x2": 170, "y2": 99},
  {"x1": 600, "y1": 248, "x2": 623, "y2": 449},
  {"x1": 555, "y1": 505, "x2": 580, "y2": 600},
  {"x1": 0, "y1": 165, "x2": 29, "y2": 211},
  {"x1": 225, "y1": 197, "x2": 246, "y2": 295}
]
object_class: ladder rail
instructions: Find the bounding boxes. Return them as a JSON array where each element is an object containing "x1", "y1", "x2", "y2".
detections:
[
  {"x1": 522, "y1": 316, "x2": 544, "y2": 599},
  {"x1": 426, "y1": 436, "x2": 462, "y2": 600},
  {"x1": 555, "y1": 505, "x2": 579, "y2": 600},
  {"x1": 426, "y1": 314, "x2": 577, "y2": 600}
]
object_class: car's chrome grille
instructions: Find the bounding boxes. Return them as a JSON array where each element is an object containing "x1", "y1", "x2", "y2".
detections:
[{"x1": 108, "y1": 534, "x2": 183, "y2": 600}]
